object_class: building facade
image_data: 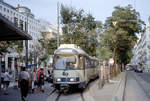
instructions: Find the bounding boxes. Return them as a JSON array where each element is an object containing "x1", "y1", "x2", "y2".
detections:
[
  {"x1": 131, "y1": 17, "x2": 150, "y2": 72},
  {"x1": 0, "y1": 1, "x2": 59, "y2": 75}
]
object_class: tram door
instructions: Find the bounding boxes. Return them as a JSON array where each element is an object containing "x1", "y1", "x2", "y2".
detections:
[
  {"x1": 79, "y1": 55, "x2": 85, "y2": 81},
  {"x1": 84, "y1": 57, "x2": 90, "y2": 81}
]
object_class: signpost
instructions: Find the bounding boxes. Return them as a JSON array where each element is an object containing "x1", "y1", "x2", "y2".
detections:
[{"x1": 109, "y1": 58, "x2": 114, "y2": 78}]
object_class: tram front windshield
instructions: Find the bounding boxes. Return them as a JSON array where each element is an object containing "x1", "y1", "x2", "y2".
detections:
[{"x1": 54, "y1": 55, "x2": 77, "y2": 69}]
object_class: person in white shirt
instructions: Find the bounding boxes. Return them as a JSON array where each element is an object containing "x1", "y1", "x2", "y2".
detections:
[
  {"x1": 18, "y1": 67, "x2": 30, "y2": 101},
  {"x1": 3, "y1": 69, "x2": 11, "y2": 95}
]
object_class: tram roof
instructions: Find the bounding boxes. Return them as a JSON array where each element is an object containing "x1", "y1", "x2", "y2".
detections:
[{"x1": 54, "y1": 44, "x2": 88, "y2": 56}]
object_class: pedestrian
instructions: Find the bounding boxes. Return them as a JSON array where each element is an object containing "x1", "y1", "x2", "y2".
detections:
[
  {"x1": 18, "y1": 67, "x2": 30, "y2": 101},
  {"x1": 3, "y1": 69, "x2": 11, "y2": 95},
  {"x1": 37, "y1": 67, "x2": 45, "y2": 92}
]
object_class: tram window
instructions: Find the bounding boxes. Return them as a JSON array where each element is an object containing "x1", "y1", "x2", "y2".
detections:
[
  {"x1": 79, "y1": 56, "x2": 83, "y2": 69},
  {"x1": 91, "y1": 61, "x2": 94, "y2": 67},
  {"x1": 96, "y1": 61, "x2": 99, "y2": 66},
  {"x1": 95, "y1": 61, "x2": 97, "y2": 66},
  {"x1": 87, "y1": 59, "x2": 91, "y2": 68},
  {"x1": 85, "y1": 58, "x2": 88, "y2": 68},
  {"x1": 54, "y1": 55, "x2": 77, "y2": 69},
  {"x1": 88, "y1": 59, "x2": 91, "y2": 67}
]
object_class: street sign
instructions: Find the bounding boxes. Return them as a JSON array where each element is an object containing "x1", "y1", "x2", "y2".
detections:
[{"x1": 109, "y1": 58, "x2": 114, "y2": 64}]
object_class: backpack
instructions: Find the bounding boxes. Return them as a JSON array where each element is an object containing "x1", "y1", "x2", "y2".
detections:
[{"x1": 39, "y1": 72, "x2": 44, "y2": 81}]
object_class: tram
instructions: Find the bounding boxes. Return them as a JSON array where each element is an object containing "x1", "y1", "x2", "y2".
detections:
[{"x1": 52, "y1": 44, "x2": 99, "y2": 92}]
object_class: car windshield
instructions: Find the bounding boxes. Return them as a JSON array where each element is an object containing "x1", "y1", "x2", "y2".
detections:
[{"x1": 54, "y1": 55, "x2": 77, "y2": 69}]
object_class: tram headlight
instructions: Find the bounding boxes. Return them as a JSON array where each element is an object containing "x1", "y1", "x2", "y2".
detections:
[
  {"x1": 70, "y1": 78, "x2": 75, "y2": 82},
  {"x1": 56, "y1": 78, "x2": 61, "y2": 82}
]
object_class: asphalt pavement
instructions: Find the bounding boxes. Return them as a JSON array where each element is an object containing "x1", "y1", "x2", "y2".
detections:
[
  {"x1": 0, "y1": 73, "x2": 125, "y2": 101},
  {"x1": 136, "y1": 72, "x2": 150, "y2": 84},
  {"x1": 0, "y1": 82, "x2": 53, "y2": 101},
  {"x1": 2, "y1": 72, "x2": 149, "y2": 101},
  {"x1": 124, "y1": 71, "x2": 150, "y2": 101}
]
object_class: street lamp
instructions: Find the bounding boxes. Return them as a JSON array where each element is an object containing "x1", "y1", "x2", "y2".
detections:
[
  {"x1": 57, "y1": 2, "x2": 60, "y2": 48},
  {"x1": 25, "y1": 13, "x2": 29, "y2": 68}
]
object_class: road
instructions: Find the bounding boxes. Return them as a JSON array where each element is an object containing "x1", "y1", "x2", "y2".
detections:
[
  {"x1": 1, "y1": 72, "x2": 150, "y2": 101},
  {"x1": 0, "y1": 79, "x2": 96, "y2": 101},
  {"x1": 0, "y1": 82, "x2": 54, "y2": 101},
  {"x1": 136, "y1": 72, "x2": 150, "y2": 84},
  {"x1": 124, "y1": 71, "x2": 150, "y2": 101},
  {"x1": 45, "y1": 80, "x2": 97, "y2": 101}
]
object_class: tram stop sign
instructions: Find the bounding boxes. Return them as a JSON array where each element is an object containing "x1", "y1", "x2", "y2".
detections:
[{"x1": 109, "y1": 58, "x2": 114, "y2": 65}]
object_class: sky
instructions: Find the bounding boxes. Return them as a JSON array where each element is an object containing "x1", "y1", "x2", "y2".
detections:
[{"x1": 4, "y1": 0, "x2": 150, "y2": 25}]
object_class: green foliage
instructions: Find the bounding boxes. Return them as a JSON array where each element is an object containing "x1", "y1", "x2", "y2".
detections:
[
  {"x1": 38, "y1": 34, "x2": 57, "y2": 65},
  {"x1": 98, "y1": 46, "x2": 112, "y2": 61},
  {"x1": 0, "y1": 40, "x2": 23, "y2": 55},
  {"x1": 0, "y1": 41, "x2": 12, "y2": 55},
  {"x1": 103, "y1": 5, "x2": 145, "y2": 65},
  {"x1": 60, "y1": 4, "x2": 102, "y2": 56}
]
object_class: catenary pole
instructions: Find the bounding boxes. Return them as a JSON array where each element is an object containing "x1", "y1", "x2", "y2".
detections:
[{"x1": 57, "y1": 2, "x2": 60, "y2": 48}]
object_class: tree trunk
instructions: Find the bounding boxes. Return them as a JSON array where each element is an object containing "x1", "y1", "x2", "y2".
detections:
[{"x1": 105, "y1": 61, "x2": 109, "y2": 83}]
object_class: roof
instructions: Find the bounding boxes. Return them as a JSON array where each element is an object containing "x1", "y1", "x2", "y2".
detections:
[
  {"x1": 0, "y1": 13, "x2": 32, "y2": 41},
  {"x1": 54, "y1": 44, "x2": 88, "y2": 56}
]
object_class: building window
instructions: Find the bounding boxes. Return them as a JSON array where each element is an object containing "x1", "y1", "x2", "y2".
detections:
[
  {"x1": 14, "y1": 17, "x2": 18, "y2": 27},
  {"x1": 4, "y1": 7, "x2": 6, "y2": 12},
  {"x1": 10, "y1": 11, "x2": 12, "y2": 14},
  {"x1": 19, "y1": 20, "x2": 24, "y2": 30},
  {"x1": 0, "y1": 6, "x2": 2, "y2": 10},
  {"x1": 25, "y1": 21, "x2": 27, "y2": 31},
  {"x1": 7, "y1": 9, "x2": 9, "y2": 13}
]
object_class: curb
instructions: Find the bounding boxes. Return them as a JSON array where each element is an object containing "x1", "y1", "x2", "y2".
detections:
[{"x1": 111, "y1": 72, "x2": 126, "y2": 101}]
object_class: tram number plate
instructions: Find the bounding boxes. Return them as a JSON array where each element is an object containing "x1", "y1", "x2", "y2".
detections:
[{"x1": 61, "y1": 84, "x2": 68, "y2": 87}]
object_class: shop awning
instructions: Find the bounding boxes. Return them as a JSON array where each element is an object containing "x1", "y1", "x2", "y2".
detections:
[{"x1": 0, "y1": 13, "x2": 32, "y2": 41}]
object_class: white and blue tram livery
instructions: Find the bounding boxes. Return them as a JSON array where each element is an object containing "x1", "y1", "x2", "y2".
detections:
[{"x1": 52, "y1": 44, "x2": 99, "y2": 92}]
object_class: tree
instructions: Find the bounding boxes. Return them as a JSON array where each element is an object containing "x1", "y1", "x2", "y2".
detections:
[
  {"x1": 38, "y1": 33, "x2": 57, "y2": 66},
  {"x1": 60, "y1": 4, "x2": 102, "y2": 56},
  {"x1": 0, "y1": 41, "x2": 12, "y2": 55},
  {"x1": 103, "y1": 5, "x2": 144, "y2": 73}
]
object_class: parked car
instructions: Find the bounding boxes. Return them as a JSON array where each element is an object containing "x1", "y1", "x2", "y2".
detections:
[
  {"x1": 134, "y1": 66, "x2": 143, "y2": 73},
  {"x1": 126, "y1": 65, "x2": 134, "y2": 71}
]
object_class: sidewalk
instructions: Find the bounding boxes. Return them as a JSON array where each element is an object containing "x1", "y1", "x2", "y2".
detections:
[
  {"x1": 0, "y1": 82, "x2": 53, "y2": 101},
  {"x1": 83, "y1": 72, "x2": 126, "y2": 101}
]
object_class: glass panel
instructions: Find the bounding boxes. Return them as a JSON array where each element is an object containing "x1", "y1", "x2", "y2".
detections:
[
  {"x1": 79, "y1": 56, "x2": 83, "y2": 69},
  {"x1": 54, "y1": 54, "x2": 77, "y2": 69}
]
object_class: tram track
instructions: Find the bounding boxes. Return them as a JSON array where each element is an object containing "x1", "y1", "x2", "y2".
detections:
[
  {"x1": 49, "y1": 88, "x2": 57, "y2": 95},
  {"x1": 55, "y1": 93, "x2": 62, "y2": 101},
  {"x1": 47, "y1": 79, "x2": 97, "y2": 101},
  {"x1": 80, "y1": 92, "x2": 85, "y2": 101}
]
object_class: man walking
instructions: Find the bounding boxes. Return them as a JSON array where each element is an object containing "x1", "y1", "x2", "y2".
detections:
[
  {"x1": 18, "y1": 67, "x2": 30, "y2": 101},
  {"x1": 37, "y1": 67, "x2": 45, "y2": 92}
]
